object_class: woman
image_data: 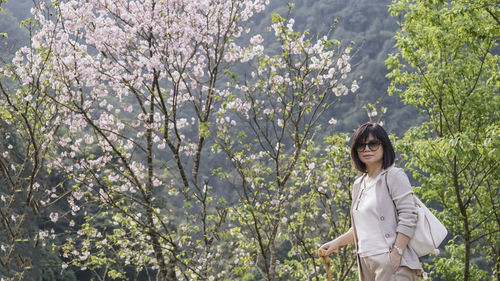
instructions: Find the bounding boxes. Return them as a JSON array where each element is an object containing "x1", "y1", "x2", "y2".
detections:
[{"x1": 318, "y1": 122, "x2": 422, "y2": 281}]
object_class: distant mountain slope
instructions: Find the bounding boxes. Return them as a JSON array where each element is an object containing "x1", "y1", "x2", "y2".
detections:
[{"x1": 250, "y1": 0, "x2": 422, "y2": 135}]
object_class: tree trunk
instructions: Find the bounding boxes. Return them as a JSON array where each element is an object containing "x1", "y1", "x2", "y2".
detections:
[{"x1": 453, "y1": 157, "x2": 470, "y2": 281}]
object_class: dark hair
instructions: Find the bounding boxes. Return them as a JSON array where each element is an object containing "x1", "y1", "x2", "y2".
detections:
[{"x1": 350, "y1": 122, "x2": 395, "y2": 173}]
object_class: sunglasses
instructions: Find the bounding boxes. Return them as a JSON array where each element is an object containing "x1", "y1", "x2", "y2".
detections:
[{"x1": 356, "y1": 140, "x2": 381, "y2": 152}]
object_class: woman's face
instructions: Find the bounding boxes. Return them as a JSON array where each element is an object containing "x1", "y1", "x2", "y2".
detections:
[{"x1": 356, "y1": 133, "x2": 384, "y2": 167}]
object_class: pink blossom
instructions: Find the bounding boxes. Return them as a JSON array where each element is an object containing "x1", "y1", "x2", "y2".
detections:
[
  {"x1": 72, "y1": 190, "x2": 84, "y2": 200},
  {"x1": 49, "y1": 212, "x2": 59, "y2": 222},
  {"x1": 351, "y1": 80, "x2": 359, "y2": 93}
]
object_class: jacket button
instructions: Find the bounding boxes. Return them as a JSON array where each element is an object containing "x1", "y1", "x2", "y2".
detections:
[
  {"x1": 380, "y1": 216, "x2": 385, "y2": 221},
  {"x1": 385, "y1": 233, "x2": 390, "y2": 238}
]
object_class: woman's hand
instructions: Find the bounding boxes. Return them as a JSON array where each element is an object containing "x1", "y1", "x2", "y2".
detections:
[
  {"x1": 389, "y1": 250, "x2": 402, "y2": 271},
  {"x1": 318, "y1": 240, "x2": 339, "y2": 257}
]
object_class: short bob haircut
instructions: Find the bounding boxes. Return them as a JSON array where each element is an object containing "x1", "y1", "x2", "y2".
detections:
[{"x1": 350, "y1": 122, "x2": 395, "y2": 173}]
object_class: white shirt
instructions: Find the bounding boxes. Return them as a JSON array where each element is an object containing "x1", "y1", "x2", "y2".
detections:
[{"x1": 352, "y1": 174, "x2": 390, "y2": 257}]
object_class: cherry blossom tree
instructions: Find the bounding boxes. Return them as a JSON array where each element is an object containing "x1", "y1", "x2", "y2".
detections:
[
  {"x1": 8, "y1": 0, "x2": 361, "y2": 280},
  {"x1": 214, "y1": 13, "x2": 359, "y2": 280},
  {"x1": 9, "y1": 0, "x2": 269, "y2": 280},
  {"x1": 0, "y1": 18, "x2": 69, "y2": 279}
]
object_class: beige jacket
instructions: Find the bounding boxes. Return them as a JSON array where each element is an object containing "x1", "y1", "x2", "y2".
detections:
[{"x1": 350, "y1": 166, "x2": 422, "y2": 279}]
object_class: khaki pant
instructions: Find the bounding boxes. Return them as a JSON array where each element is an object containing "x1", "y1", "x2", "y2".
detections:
[{"x1": 359, "y1": 252, "x2": 417, "y2": 281}]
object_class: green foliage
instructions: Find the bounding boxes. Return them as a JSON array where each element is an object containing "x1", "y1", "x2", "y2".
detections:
[
  {"x1": 388, "y1": 0, "x2": 499, "y2": 280},
  {"x1": 429, "y1": 242, "x2": 489, "y2": 281}
]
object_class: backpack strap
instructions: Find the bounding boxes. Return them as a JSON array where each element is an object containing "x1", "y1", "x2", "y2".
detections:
[
  {"x1": 385, "y1": 173, "x2": 392, "y2": 198},
  {"x1": 385, "y1": 172, "x2": 399, "y2": 219}
]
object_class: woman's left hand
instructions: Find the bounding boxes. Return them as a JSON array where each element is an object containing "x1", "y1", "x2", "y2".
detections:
[{"x1": 389, "y1": 250, "x2": 402, "y2": 272}]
